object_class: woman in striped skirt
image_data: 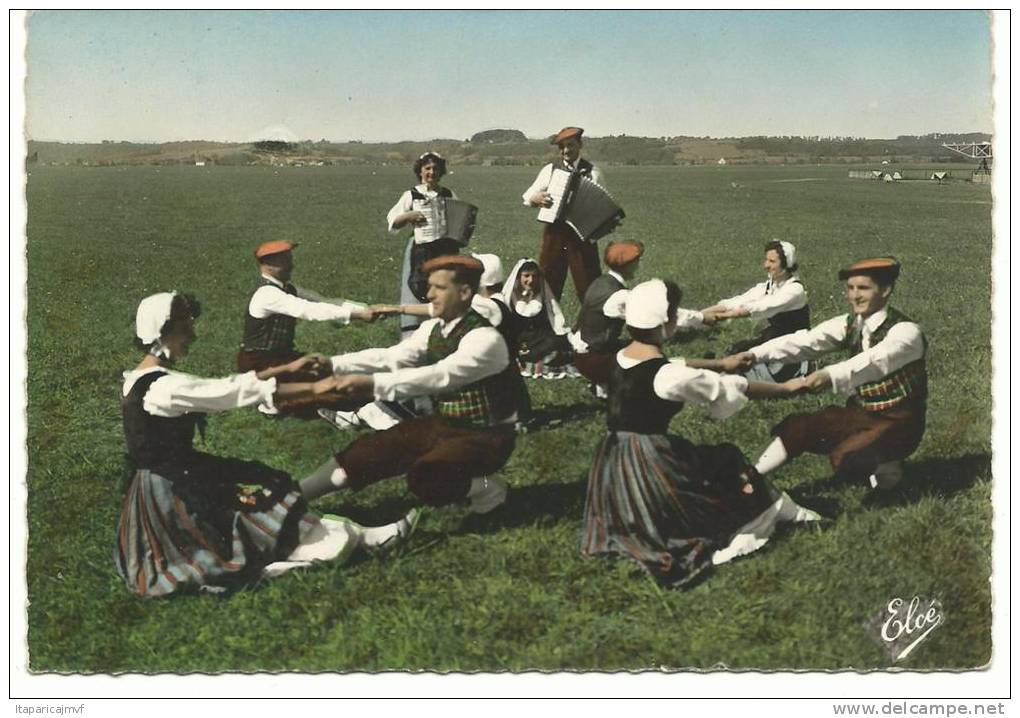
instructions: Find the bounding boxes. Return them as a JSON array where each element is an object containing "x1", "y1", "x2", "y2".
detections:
[
  {"x1": 115, "y1": 292, "x2": 416, "y2": 597},
  {"x1": 580, "y1": 280, "x2": 819, "y2": 589}
]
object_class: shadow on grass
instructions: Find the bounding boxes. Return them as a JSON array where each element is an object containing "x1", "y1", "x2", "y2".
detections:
[
  {"x1": 792, "y1": 453, "x2": 990, "y2": 512},
  {"x1": 455, "y1": 477, "x2": 589, "y2": 535},
  {"x1": 861, "y1": 453, "x2": 991, "y2": 509},
  {"x1": 523, "y1": 401, "x2": 601, "y2": 431}
]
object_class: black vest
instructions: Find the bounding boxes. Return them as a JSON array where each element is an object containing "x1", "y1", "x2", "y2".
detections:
[
  {"x1": 241, "y1": 277, "x2": 298, "y2": 353},
  {"x1": 409, "y1": 185, "x2": 453, "y2": 202},
  {"x1": 554, "y1": 157, "x2": 595, "y2": 178},
  {"x1": 578, "y1": 273, "x2": 626, "y2": 352},
  {"x1": 489, "y1": 296, "x2": 521, "y2": 354},
  {"x1": 607, "y1": 357, "x2": 684, "y2": 434},
  {"x1": 765, "y1": 278, "x2": 811, "y2": 336},
  {"x1": 122, "y1": 370, "x2": 202, "y2": 469}
]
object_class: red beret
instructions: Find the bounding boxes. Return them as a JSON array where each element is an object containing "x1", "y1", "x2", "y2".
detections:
[
  {"x1": 551, "y1": 126, "x2": 584, "y2": 144},
  {"x1": 421, "y1": 254, "x2": 484, "y2": 276},
  {"x1": 255, "y1": 240, "x2": 296, "y2": 259},
  {"x1": 604, "y1": 240, "x2": 644, "y2": 269},
  {"x1": 838, "y1": 257, "x2": 901, "y2": 282}
]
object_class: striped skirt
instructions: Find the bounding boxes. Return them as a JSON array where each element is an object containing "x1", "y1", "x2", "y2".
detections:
[
  {"x1": 581, "y1": 431, "x2": 775, "y2": 588},
  {"x1": 113, "y1": 455, "x2": 315, "y2": 597}
]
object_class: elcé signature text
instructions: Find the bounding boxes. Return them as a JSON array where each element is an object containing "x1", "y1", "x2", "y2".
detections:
[{"x1": 881, "y1": 596, "x2": 943, "y2": 660}]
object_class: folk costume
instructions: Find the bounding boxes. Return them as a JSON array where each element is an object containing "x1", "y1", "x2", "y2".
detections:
[
  {"x1": 115, "y1": 292, "x2": 405, "y2": 597},
  {"x1": 327, "y1": 257, "x2": 522, "y2": 511},
  {"x1": 718, "y1": 241, "x2": 811, "y2": 383},
  {"x1": 387, "y1": 182, "x2": 460, "y2": 335},
  {"x1": 580, "y1": 281, "x2": 817, "y2": 588},
  {"x1": 570, "y1": 240, "x2": 641, "y2": 387},
  {"x1": 521, "y1": 127, "x2": 606, "y2": 301},
  {"x1": 752, "y1": 259, "x2": 927, "y2": 483},
  {"x1": 499, "y1": 259, "x2": 573, "y2": 379},
  {"x1": 237, "y1": 241, "x2": 364, "y2": 377}
]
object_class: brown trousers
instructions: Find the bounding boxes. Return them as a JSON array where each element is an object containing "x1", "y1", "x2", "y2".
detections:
[
  {"x1": 573, "y1": 351, "x2": 615, "y2": 386},
  {"x1": 335, "y1": 416, "x2": 516, "y2": 507},
  {"x1": 773, "y1": 399, "x2": 926, "y2": 477},
  {"x1": 539, "y1": 223, "x2": 602, "y2": 301}
]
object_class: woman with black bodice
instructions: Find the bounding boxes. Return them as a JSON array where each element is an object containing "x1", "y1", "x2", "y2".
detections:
[{"x1": 580, "y1": 279, "x2": 819, "y2": 588}]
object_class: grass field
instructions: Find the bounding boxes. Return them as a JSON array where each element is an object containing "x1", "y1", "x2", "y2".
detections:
[{"x1": 24, "y1": 163, "x2": 993, "y2": 672}]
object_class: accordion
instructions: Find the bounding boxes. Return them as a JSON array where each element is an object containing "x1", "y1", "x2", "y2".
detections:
[
  {"x1": 536, "y1": 168, "x2": 625, "y2": 242},
  {"x1": 415, "y1": 197, "x2": 479, "y2": 247}
]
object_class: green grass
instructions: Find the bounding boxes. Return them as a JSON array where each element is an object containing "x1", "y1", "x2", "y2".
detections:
[{"x1": 25, "y1": 164, "x2": 992, "y2": 672}]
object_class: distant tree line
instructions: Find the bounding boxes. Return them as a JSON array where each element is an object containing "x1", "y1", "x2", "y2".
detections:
[{"x1": 28, "y1": 130, "x2": 991, "y2": 168}]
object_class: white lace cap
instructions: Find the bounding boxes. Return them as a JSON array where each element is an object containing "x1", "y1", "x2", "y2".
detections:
[
  {"x1": 135, "y1": 292, "x2": 176, "y2": 344},
  {"x1": 777, "y1": 240, "x2": 797, "y2": 268},
  {"x1": 625, "y1": 279, "x2": 669, "y2": 329},
  {"x1": 472, "y1": 253, "x2": 504, "y2": 287}
]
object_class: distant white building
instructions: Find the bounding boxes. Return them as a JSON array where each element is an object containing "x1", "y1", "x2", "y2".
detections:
[{"x1": 195, "y1": 161, "x2": 206, "y2": 167}]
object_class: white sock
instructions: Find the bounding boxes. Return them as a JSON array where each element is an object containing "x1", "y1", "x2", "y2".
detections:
[
  {"x1": 299, "y1": 459, "x2": 349, "y2": 501},
  {"x1": 361, "y1": 510, "x2": 416, "y2": 548},
  {"x1": 755, "y1": 437, "x2": 789, "y2": 476}
]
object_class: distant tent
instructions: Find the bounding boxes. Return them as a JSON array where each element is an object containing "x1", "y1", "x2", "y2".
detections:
[
  {"x1": 883, "y1": 173, "x2": 894, "y2": 182},
  {"x1": 871, "y1": 170, "x2": 883, "y2": 179},
  {"x1": 717, "y1": 157, "x2": 727, "y2": 165},
  {"x1": 892, "y1": 172, "x2": 902, "y2": 180},
  {"x1": 931, "y1": 171, "x2": 948, "y2": 183}
]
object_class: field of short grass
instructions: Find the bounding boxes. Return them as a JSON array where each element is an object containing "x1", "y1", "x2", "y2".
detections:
[{"x1": 24, "y1": 163, "x2": 993, "y2": 672}]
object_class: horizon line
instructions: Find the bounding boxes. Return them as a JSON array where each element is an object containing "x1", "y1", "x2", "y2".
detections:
[{"x1": 27, "y1": 130, "x2": 994, "y2": 146}]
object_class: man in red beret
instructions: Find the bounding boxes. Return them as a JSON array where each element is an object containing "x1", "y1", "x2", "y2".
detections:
[
  {"x1": 728, "y1": 257, "x2": 927, "y2": 491},
  {"x1": 570, "y1": 239, "x2": 643, "y2": 388},
  {"x1": 297, "y1": 255, "x2": 523, "y2": 514},
  {"x1": 522, "y1": 126, "x2": 607, "y2": 302},
  {"x1": 237, "y1": 240, "x2": 379, "y2": 382}
]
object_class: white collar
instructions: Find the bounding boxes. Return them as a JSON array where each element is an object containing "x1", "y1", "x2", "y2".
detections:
[
  {"x1": 863, "y1": 308, "x2": 889, "y2": 334},
  {"x1": 438, "y1": 313, "x2": 466, "y2": 337},
  {"x1": 766, "y1": 273, "x2": 794, "y2": 290},
  {"x1": 607, "y1": 269, "x2": 626, "y2": 285},
  {"x1": 261, "y1": 272, "x2": 285, "y2": 288},
  {"x1": 416, "y1": 183, "x2": 442, "y2": 195}
]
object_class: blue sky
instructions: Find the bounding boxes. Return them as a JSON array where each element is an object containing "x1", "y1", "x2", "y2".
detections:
[{"x1": 24, "y1": 10, "x2": 994, "y2": 143}]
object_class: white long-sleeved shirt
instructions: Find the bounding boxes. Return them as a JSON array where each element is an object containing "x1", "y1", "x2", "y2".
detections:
[
  {"x1": 521, "y1": 162, "x2": 606, "y2": 205},
  {"x1": 330, "y1": 314, "x2": 510, "y2": 409},
  {"x1": 122, "y1": 367, "x2": 277, "y2": 418},
  {"x1": 616, "y1": 354, "x2": 749, "y2": 421},
  {"x1": 749, "y1": 308, "x2": 925, "y2": 395},
  {"x1": 717, "y1": 276, "x2": 807, "y2": 321},
  {"x1": 386, "y1": 184, "x2": 458, "y2": 244},
  {"x1": 249, "y1": 274, "x2": 358, "y2": 324},
  {"x1": 601, "y1": 276, "x2": 705, "y2": 332}
]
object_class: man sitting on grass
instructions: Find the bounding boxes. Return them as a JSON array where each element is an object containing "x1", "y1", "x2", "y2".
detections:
[
  {"x1": 299, "y1": 255, "x2": 523, "y2": 514},
  {"x1": 729, "y1": 257, "x2": 927, "y2": 491}
]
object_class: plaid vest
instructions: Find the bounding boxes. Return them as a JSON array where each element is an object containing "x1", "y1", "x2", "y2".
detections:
[
  {"x1": 241, "y1": 277, "x2": 298, "y2": 353},
  {"x1": 426, "y1": 310, "x2": 518, "y2": 428},
  {"x1": 844, "y1": 307, "x2": 928, "y2": 412}
]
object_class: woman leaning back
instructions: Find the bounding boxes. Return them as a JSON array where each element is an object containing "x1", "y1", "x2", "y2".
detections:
[
  {"x1": 580, "y1": 279, "x2": 820, "y2": 589},
  {"x1": 115, "y1": 291, "x2": 416, "y2": 597}
]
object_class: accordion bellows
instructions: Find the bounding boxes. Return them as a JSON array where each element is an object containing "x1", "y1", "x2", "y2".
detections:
[
  {"x1": 416, "y1": 197, "x2": 479, "y2": 246},
  {"x1": 536, "y1": 168, "x2": 625, "y2": 242}
]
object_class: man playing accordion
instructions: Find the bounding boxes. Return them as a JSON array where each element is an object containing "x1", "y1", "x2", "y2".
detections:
[{"x1": 522, "y1": 126, "x2": 607, "y2": 303}]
